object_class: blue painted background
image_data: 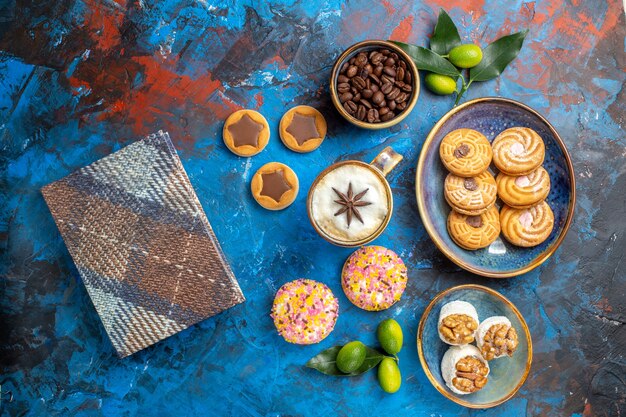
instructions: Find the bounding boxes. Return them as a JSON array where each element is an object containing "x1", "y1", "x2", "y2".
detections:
[{"x1": 1, "y1": 1, "x2": 625, "y2": 416}]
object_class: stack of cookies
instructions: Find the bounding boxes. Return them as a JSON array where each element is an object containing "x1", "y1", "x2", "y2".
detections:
[
  {"x1": 440, "y1": 129, "x2": 500, "y2": 250},
  {"x1": 492, "y1": 127, "x2": 554, "y2": 247},
  {"x1": 440, "y1": 127, "x2": 555, "y2": 250}
]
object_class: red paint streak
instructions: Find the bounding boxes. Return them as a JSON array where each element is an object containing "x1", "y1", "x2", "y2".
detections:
[
  {"x1": 264, "y1": 55, "x2": 288, "y2": 70},
  {"x1": 582, "y1": 403, "x2": 593, "y2": 417},
  {"x1": 122, "y1": 56, "x2": 227, "y2": 135},
  {"x1": 427, "y1": 0, "x2": 485, "y2": 19},
  {"x1": 82, "y1": 0, "x2": 124, "y2": 51},
  {"x1": 389, "y1": 15, "x2": 414, "y2": 43},
  {"x1": 380, "y1": 0, "x2": 395, "y2": 15},
  {"x1": 254, "y1": 92, "x2": 264, "y2": 109}
]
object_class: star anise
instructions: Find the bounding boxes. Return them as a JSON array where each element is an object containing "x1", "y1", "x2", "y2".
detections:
[{"x1": 332, "y1": 182, "x2": 372, "y2": 227}]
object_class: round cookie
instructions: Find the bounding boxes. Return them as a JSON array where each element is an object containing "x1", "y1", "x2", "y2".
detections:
[
  {"x1": 270, "y1": 279, "x2": 338, "y2": 345},
  {"x1": 500, "y1": 201, "x2": 554, "y2": 247},
  {"x1": 439, "y1": 128, "x2": 492, "y2": 177},
  {"x1": 279, "y1": 105, "x2": 327, "y2": 153},
  {"x1": 491, "y1": 127, "x2": 545, "y2": 175},
  {"x1": 496, "y1": 166, "x2": 551, "y2": 209},
  {"x1": 251, "y1": 162, "x2": 298, "y2": 210},
  {"x1": 223, "y1": 109, "x2": 270, "y2": 156},
  {"x1": 444, "y1": 171, "x2": 497, "y2": 216},
  {"x1": 341, "y1": 246, "x2": 407, "y2": 311},
  {"x1": 447, "y1": 206, "x2": 501, "y2": 250}
]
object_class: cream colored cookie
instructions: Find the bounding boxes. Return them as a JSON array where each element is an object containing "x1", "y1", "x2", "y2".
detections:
[
  {"x1": 444, "y1": 171, "x2": 497, "y2": 215},
  {"x1": 492, "y1": 127, "x2": 545, "y2": 175},
  {"x1": 439, "y1": 128, "x2": 492, "y2": 177},
  {"x1": 223, "y1": 109, "x2": 270, "y2": 156},
  {"x1": 496, "y1": 167, "x2": 551, "y2": 209},
  {"x1": 279, "y1": 105, "x2": 327, "y2": 153},
  {"x1": 250, "y1": 162, "x2": 299, "y2": 210},
  {"x1": 447, "y1": 206, "x2": 501, "y2": 250},
  {"x1": 500, "y1": 201, "x2": 554, "y2": 247}
]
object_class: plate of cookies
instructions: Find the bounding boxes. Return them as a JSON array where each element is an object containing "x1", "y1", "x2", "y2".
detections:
[{"x1": 416, "y1": 97, "x2": 575, "y2": 277}]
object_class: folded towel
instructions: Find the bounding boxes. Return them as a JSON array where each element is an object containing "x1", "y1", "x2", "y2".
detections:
[{"x1": 42, "y1": 130, "x2": 245, "y2": 357}]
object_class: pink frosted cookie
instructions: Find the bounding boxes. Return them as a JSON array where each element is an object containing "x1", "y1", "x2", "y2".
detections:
[
  {"x1": 271, "y1": 279, "x2": 339, "y2": 344},
  {"x1": 341, "y1": 246, "x2": 408, "y2": 311}
]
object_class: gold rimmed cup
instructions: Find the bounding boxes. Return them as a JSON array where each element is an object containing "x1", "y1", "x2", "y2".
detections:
[
  {"x1": 330, "y1": 40, "x2": 420, "y2": 129},
  {"x1": 417, "y1": 284, "x2": 533, "y2": 409},
  {"x1": 307, "y1": 147, "x2": 402, "y2": 247}
]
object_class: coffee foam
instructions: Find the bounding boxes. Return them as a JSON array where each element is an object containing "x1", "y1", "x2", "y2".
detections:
[{"x1": 310, "y1": 164, "x2": 389, "y2": 243}]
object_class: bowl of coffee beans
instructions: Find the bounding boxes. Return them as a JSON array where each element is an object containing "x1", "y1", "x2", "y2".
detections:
[{"x1": 330, "y1": 40, "x2": 419, "y2": 129}]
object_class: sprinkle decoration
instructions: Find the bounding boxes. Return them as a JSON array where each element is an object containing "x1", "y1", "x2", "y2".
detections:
[
  {"x1": 271, "y1": 279, "x2": 339, "y2": 345},
  {"x1": 342, "y1": 246, "x2": 408, "y2": 311}
]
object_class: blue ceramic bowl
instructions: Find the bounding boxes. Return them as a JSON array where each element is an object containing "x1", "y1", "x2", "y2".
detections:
[
  {"x1": 415, "y1": 97, "x2": 576, "y2": 277},
  {"x1": 417, "y1": 284, "x2": 532, "y2": 409}
]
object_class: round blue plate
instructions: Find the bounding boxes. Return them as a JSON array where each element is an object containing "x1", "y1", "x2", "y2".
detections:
[
  {"x1": 415, "y1": 97, "x2": 576, "y2": 277},
  {"x1": 417, "y1": 284, "x2": 532, "y2": 409}
]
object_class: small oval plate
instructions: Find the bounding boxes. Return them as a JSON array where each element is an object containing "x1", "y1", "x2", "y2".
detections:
[
  {"x1": 417, "y1": 284, "x2": 532, "y2": 409},
  {"x1": 415, "y1": 97, "x2": 575, "y2": 277}
]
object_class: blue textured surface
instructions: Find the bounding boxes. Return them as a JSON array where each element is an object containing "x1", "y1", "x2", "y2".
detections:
[
  {"x1": 1, "y1": 1, "x2": 625, "y2": 416},
  {"x1": 420, "y1": 285, "x2": 530, "y2": 407},
  {"x1": 418, "y1": 98, "x2": 573, "y2": 275}
]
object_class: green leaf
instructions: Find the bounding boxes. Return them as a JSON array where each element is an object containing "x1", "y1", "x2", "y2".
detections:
[
  {"x1": 391, "y1": 41, "x2": 460, "y2": 77},
  {"x1": 305, "y1": 345, "x2": 385, "y2": 376},
  {"x1": 469, "y1": 30, "x2": 528, "y2": 82},
  {"x1": 430, "y1": 9, "x2": 461, "y2": 55}
]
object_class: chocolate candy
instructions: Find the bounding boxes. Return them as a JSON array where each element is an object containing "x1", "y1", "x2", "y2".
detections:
[{"x1": 336, "y1": 48, "x2": 413, "y2": 124}]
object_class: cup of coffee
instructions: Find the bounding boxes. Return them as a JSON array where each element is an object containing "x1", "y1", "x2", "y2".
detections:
[{"x1": 307, "y1": 147, "x2": 403, "y2": 247}]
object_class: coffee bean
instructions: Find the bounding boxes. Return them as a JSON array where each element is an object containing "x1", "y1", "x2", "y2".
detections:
[
  {"x1": 337, "y1": 82, "x2": 350, "y2": 94},
  {"x1": 351, "y1": 76, "x2": 366, "y2": 89},
  {"x1": 381, "y1": 111, "x2": 395, "y2": 122},
  {"x1": 374, "y1": 65, "x2": 383, "y2": 77},
  {"x1": 404, "y1": 71, "x2": 412, "y2": 84},
  {"x1": 358, "y1": 68, "x2": 369, "y2": 80},
  {"x1": 346, "y1": 65, "x2": 358, "y2": 78},
  {"x1": 372, "y1": 91, "x2": 385, "y2": 105},
  {"x1": 381, "y1": 49, "x2": 391, "y2": 55},
  {"x1": 399, "y1": 60, "x2": 407, "y2": 70},
  {"x1": 371, "y1": 52, "x2": 384, "y2": 65},
  {"x1": 370, "y1": 83, "x2": 379, "y2": 93},
  {"x1": 396, "y1": 67, "x2": 405, "y2": 82},
  {"x1": 379, "y1": 106, "x2": 390, "y2": 116},
  {"x1": 390, "y1": 53, "x2": 399, "y2": 60},
  {"x1": 401, "y1": 83, "x2": 412, "y2": 92},
  {"x1": 356, "y1": 104, "x2": 367, "y2": 120},
  {"x1": 381, "y1": 74, "x2": 395, "y2": 85},
  {"x1": 340, "y1": 62, "x2": 349, "y2": 73},
  {"x1": 338, "y1": 75, "x2": 349, "y2": 83},
  {"x1": 344, "y1": 100, "x2": 357, "y2": 114},
  {"x1": 367, "y1": 108, "x2": 379, "y2": 123},
  {"x1": 383, "y1": 68, "x2": 396, "y2": 79},
  {"x1": 340, "y1": 92, "x2": 353, "y2": 103},
  {"x1": 395, "y1": 92, "x2": 408, "y2": 103},
  {"x1": 388, "y1": 100, "x2": 396, "y2": 111},
  {"x1": 355, "y1": 53, "x2": 368, "y2": 67},
  {"x1": 369, "y1": 73, "x2": 381, "y2": 85},
  {"x1": 381, "y1": 82, "x2": 393, "y2": 94},
  {"x1": 397, "y1": 101, "x2": 407, "y2": 111},
  {"x1": 384, "y1": 57, "x2": 395, "y2": 67},
  {"x1": 353, "y1": 93, "x2": 361, "y2": 102},
  {"x1": 364, "y1": 63, "x2": 373, "y2": 74},
  {"x1": 387, "y1": 87, "x2": 400, "y2": 100},
  {"x1": 362, "y1": 88, "x2": 374, "y2": 99},
  {"x1": 360, "y1": 98, "x2": 373, "y2": 109},
  {"x1": 395, "y1": 80, "x2": 405, "y2": 88}
]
